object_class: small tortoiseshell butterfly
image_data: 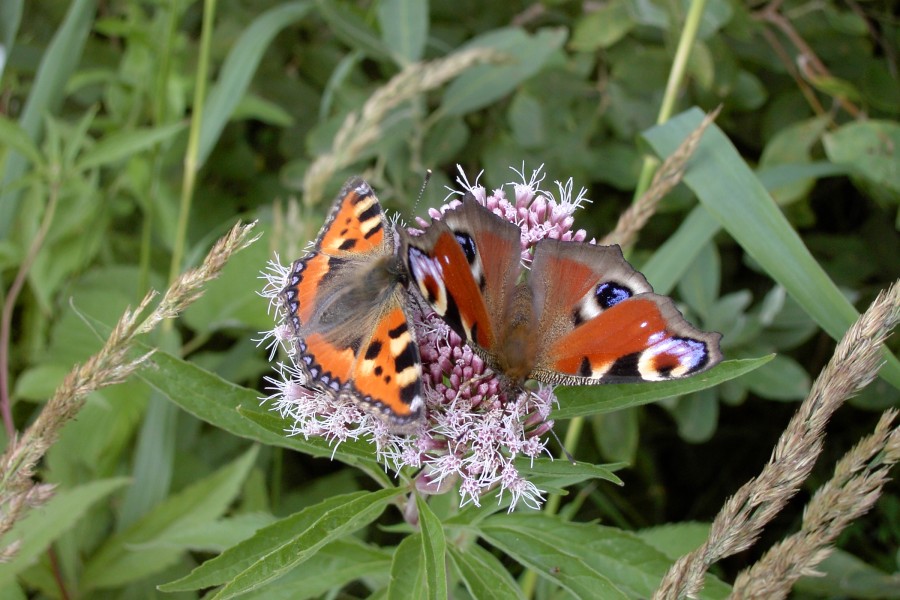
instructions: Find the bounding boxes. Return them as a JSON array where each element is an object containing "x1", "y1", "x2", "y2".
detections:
[
  {"x1": 400, "y1": 194, "x2": 722, "y2": 386},
  {"x1": 281, "y1": 177, "x2": 424, "y2": 433}
]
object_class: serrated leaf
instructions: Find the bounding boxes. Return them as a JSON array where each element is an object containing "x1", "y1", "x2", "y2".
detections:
[
  {"x1": 82, "y1": 447, "x2": 258, "y2": 589},
  {"x1": 0, "y1": 478, "x2": 129, "y2": 587},
  {"x1": 554, "y1": 357, "x2": 772, "y2": 419},
  {"x1": 449, "y1": 544, "x2": 524, "y2": 600},
  {"x1": 161, "y1": 488, "x2": 401, "y2": 598}
]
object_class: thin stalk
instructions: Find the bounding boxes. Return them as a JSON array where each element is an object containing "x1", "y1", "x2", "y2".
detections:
[
  {"x1": 633, "y1": 0, "x2": 709, "y2": 201},
  {"x1": 0, "y1": 184, "x2": 59, "y2": 438},
  {"x1": 169, "y1": 0, "x2": 216, "y2": 288}
]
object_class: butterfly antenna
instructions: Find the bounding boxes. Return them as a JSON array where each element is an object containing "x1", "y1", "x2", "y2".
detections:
[
  {"x1": 413, "y1": 169, "x2": 433, "y2": 213},
  {"x1": 548, "y1": 423, "x2": 576, "y2": 465}
]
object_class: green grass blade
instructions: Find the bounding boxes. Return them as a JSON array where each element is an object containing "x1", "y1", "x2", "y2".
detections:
[
  {"x1": 0, "y1": 0, "x2": 23, "y2": 78},
  {"x1": 198, "y1": 1, "x2": 313, "y2": 166},
  {"x1": 0, "y1": 0, "x2": 96, "y2": 237},
  {"x1": 642, "y1": 108, "x2": 900, "y2": 388},
  {"x1": 83, "y1": 448, "x2": 258, "y2": 590},
  {"x1": 0, "y1": 478, "x2": 129, "y2": 587}
]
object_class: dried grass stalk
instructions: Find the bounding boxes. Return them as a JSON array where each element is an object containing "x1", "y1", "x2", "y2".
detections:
[
  {"x1": 602, "y1": 106, "x2": 722, "y2": 249},
  {"x1": 0, "y1": 221, "x2": 259, "y2": 560},
  {"x1": 731, "y1": 409, "x2": 900, "y2": 599},
  {"x1": 303, "y1": 47, "x2": 503, "y2": 206},
  {"x1": 653, "y1": 280, "x2": 900, "y2": 599}
]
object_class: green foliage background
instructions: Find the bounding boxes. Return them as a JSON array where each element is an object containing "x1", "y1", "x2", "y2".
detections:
[{"x1": 0, "y1": 0, "x2": 898, "y2": 598}]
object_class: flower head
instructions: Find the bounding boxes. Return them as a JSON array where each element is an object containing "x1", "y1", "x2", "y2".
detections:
[{"x1": 261, "y1": 165, "x2": 591, "y2": 511}]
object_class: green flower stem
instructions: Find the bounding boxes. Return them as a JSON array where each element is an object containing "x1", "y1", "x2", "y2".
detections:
[
  {"x1": 168, "y1": 0, "x2": 217, "y2": 290},
  {"x1": 634, "y1": 0, "x2": 710, "y2": 200}
]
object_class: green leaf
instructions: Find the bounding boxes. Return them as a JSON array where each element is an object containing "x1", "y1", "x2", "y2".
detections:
[
  {"x1": 161, "y1": 488, "x2": 402, "y2": 597},
  {"x1": 181, "y1": 230, "x2": 273, "y2": 331},
  {"x1": 758, "y1": 115, "x2": 830, "y2": 205},
  {"x1": 0, "y1": 0, "x2": 23, "y2": 79},
  {"x1": 0, "y1": 0, "x2": 96, "y2": 236},
  {"x1": 0, "y1": 115, "x2": 43, "y2": 168},
  {"x1": 514, "y1": 457, "x2": 624, "y2": 493},
  {"x1": 478, "y1": 517, "x2": 633, "y2": 599},
  {"x1": 639, "y1": 159, "x2": 849, "y2": 297},
  {"x1": 416, "y1": 495, "x2": 448, "y2": 599},
  {"x1": 795, "y1": 549, "x2": 900, "y2": 598},
  {"x1": 316, "y1": 0, "x2": 391, "y2": 64},
  {"x1": 479, "y1": 514, "x2": 730, "y2": 599},
  {"x1": 637, "y1": 522, "x2": 712, "y2": 561},
  {"x1": 389, "y1": 533, "x2": 427, "y2": 599},
  {"x1": 593, "y1": 409, "x2": 639, "y2": 464},
  {"x1": 570, "y1": 0, "x2": 635, "y2": 51},
  {"x1": 82, "y1": 447, "x2": 258, "y2": 589},
  {"x1": 377, "y1": 0, "x2": 428, "y2": 63},
  {"x1": 449, "y1": 544, "x2": 525, "y2": 600},
  {"x1": 138, "y1": 347, "x2": 388, "y2": 483},
  {"x1": 824, "y1": 120, "x2": 900, "y2": 200},
  {"x1": 553, "y1": 357, "x2": 772, "y2": 420},
  {"x1": 234, "y1": 538, "x2": 392, "y2": 600},
  {"x1": 639, "y1": 207, "x2": 720, "y2": 296},
  {"x1": 677, "y1": 241, "x2": 720, "y2": 319},
  {"x1": 77, "y1": 121, "x2": 186, "y2": 170},
  {"x1": 232, "y1": 93, "x2": 295, "y2": 126},
  {"x1": 743, "y1": 354, "x2": 810, "y2": 401},
  {"x1": 670, "y1": 388, "x2": 719, "y2": 443},
  {"x1": 198, "y1": 1, "x2": 313, "y2": 166},
  {"x1": 441, "y1": 27, "x2": 566, "y2": 117},
  {"x1": 0, "y1": 478, "x2": 129, "y2": 587},
  {"x1": 642, "y1": 108, "x2": 900, "y2": 389}
]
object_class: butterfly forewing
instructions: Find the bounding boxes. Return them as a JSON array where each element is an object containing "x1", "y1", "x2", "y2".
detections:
[{"x1": 280, "y1": 177, "x2": 424, "y2": 432}]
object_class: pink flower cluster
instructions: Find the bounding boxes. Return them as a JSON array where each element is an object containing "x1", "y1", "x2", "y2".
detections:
[{"x1": 260, "y1": 165, "x2": 592, "y2": 511}]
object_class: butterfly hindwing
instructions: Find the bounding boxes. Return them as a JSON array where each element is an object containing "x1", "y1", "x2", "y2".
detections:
[
  {"x1": 281, "y1": 177, "x2": 424, "y2": 432},
  {"x1": 529, "y1": 238, "x2": 722, "y2": 384},
  {"x1": 403, "y1": 193, "x2": 722, "y2": 387}
]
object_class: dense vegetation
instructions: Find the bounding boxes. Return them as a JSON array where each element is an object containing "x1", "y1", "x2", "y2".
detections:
[{"x1": 0, "y1": 0, "x2": 897, "y2": 598}]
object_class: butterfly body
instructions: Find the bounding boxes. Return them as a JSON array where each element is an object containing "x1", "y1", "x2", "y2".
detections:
[
  {"x1": 401, "y1": 195, "x2": 722, "y2": 386},
  {"x1": 281, "y1": 177, "x2": 424, "y2": 432}
]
